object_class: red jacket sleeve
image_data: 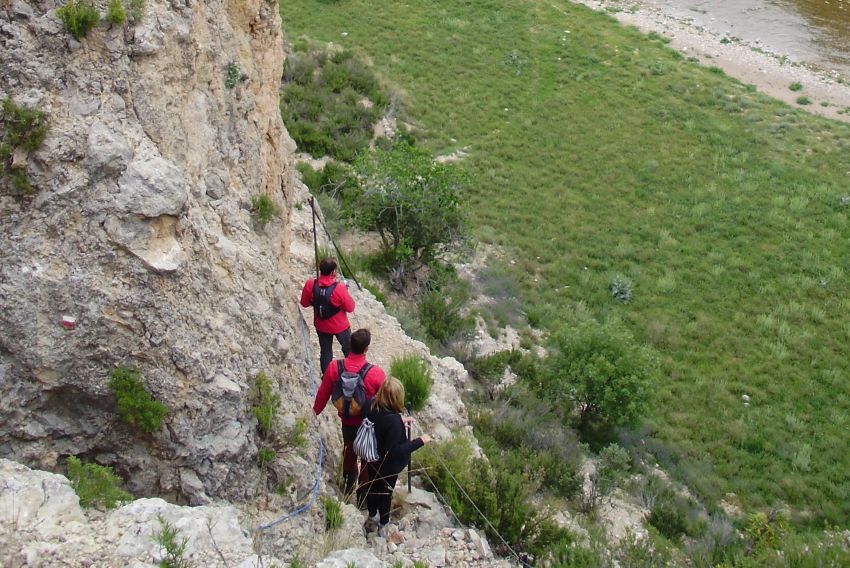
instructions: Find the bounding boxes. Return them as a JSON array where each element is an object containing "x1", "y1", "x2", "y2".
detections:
[
  {"x1": 313, "y1": 362, "x2": 338, "y2": 415},
  {"x1": 331, "y1": 282, "x2": 355, "y2": 313},
  {"x1": 300, "y1": 278, "x2": 315, "y2": 308}
]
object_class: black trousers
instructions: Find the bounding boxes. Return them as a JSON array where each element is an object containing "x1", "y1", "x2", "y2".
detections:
[
  {"x1": 366, "y1": 462, "x2": 399, "y2": 526},
  {"x1": 317, "y1": 327, "x2": 351, "y2": 374}
]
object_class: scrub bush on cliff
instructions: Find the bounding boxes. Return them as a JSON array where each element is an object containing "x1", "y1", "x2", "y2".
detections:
[
  {"x1": 542, "y1": 319, "x2": 656, "y2": 437},
  {"x1": 346, "y1": 141, "x2": 467, "y2": 269}
]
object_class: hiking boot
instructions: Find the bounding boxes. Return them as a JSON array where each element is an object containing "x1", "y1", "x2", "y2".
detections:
[
  {"x1": 363, "y1": 517, "x2": 379, "y2": 534},
  {"x1": 377, "y1": 522, "x2": 398, "y2": 539}
]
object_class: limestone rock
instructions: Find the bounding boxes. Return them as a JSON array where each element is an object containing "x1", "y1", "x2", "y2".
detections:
[
  {"x1": 1, "y1": 0, "x2": 297, "y2": 504},
  {"x1": 317, "y1": 549, "x2": 385, "y2": 568},
  {"x1": 116, "y1": 153, "x2": 189, "y2": 217}
]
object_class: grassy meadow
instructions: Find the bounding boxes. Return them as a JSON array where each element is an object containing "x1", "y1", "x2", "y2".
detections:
[{"x1": 279, "y1": 0, "x2": 850, "y2": 524}]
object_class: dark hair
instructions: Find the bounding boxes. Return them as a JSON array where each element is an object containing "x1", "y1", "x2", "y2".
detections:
[
  {"x1": 319, "y1": 258, "x2": 337, "y2": 276},
  {"x1": 350, "y1": 328, "x2": 371, "y2": 354}
]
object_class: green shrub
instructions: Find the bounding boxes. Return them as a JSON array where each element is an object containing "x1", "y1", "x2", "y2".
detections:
[
  {"x1": 390, "y1": 354, "x2": 432, "y2": 411},
  {"x1": 418, "y1": 290, "x2": 473, "y2": 346},
  {"x1": 416, "y1": 437, "x2": 574, "y2": 557},
  {"x1": 66, "y1": 456, "x2": 132, "y2": 509},
  {"x1": 127, "y1": 0, "x2": 144, "y2": 23},
  {"x1": 0, "y1": 98, "x2": 49, "y2": 195},
  {"x1": 578, "y1": 443, "x2": 630, "y2": 514},
  {"x1": 1, "y1": 98, "x2": 49, "y2": 151},
  {"x1": 472, "y1": 385, "x2": 583, "y2": 499},
  {"x1": 7, "y1": 169, "x2": 33, "y2": 194},
  {"x1": 257, "y1": 447, "x2": 275, "y2": 467},
  {"x1": 225, "y1": 62, "x2": 241, "y2": 89},
  {"x1": 290, "y1": 416, "x2": 307, "y2": 448},
  {"x1": 105, "y1": 0, "x2": 125, "y2": 25},
  {"x1": 789, "y1": 82, "x2": 803, "y2": 92},
  {"x1": 56, "y1": 0, "x2": 100, "y2": 40},
  {"x1": 609, "y1": 274, "x2": 633, "y2": 303},
  {"x1": 108, "y1": 367, "x2": 168, "y2": 433},
  {"x1": 648, "y1": 501, "x2": 690, "y2": 540},
  {"x1": 251, "y1": 194, "x2": 279, "y2": 225},
  {"x1": 796, "y1": 96, "x2": 812, "y2": 106},
  {"x1": 281, "y1": 49, "x2": 389, "y2": 161},
  {"x1": 322, "y1": 495, "x2": 343, "y2": 531},
  {"x1": 544, "y1": 319, "x2": 655, "y2": 437},
  {"x1": 614, "y1": 529, "x2": 673, "y2": 567},
  {"x1": 466, "y1": 349, "x2": 523, "y2": 386},
  {"x1": 296, "y1": 161, "x2": 351, "y2": 195},
  {"x1": 347, "y1": 141, "x2": 467, "y2": 264},
  {"x1": 252, "y1": 371, "x2": 281, "y2": 437},
  {"x1": 153, "y1": 515, "x2": 190, "y2": 568},
  {"x1": 361, "y1": 276, "x2": 387, "y2": 306}
]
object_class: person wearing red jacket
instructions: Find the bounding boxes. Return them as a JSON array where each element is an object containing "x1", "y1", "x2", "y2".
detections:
[
  {"x1": 313, "y1": 328, "x2": 386, "y2": 501},
  {"x1": 300, "y1": 258, "x2": 356, "y2": 374}
]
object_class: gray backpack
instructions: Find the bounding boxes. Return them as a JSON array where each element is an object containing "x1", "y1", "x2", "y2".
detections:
[{"x1": 331, "y1": 361, "x2": 372, "y2": 418}]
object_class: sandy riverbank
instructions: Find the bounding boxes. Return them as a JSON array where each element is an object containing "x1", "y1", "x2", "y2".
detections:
[{"x1": 568, "y1": 0, "x2": 850, "y2": 123}]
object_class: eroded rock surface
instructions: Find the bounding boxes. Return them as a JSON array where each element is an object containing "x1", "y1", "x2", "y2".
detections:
[{"x1": 0, "y1": 0, "x2": 302, "y2": 503}]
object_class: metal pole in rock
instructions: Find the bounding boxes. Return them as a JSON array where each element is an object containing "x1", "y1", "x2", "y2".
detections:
[{"x1": 406, "y1": 402, "x2": 413, "y2": 493}]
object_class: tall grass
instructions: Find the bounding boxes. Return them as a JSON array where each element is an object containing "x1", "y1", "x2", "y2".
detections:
[{"x1": 280, "y1": 0, "x2": 850, "y2": 524}]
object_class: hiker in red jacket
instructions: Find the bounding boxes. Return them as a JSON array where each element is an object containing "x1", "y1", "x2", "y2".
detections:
[
  {"x1": 300, "y1": 258, "x2": 356, "y2": 374},
  {"x1": 313, "y1": 328, "x2": 386, "y2": 500}
]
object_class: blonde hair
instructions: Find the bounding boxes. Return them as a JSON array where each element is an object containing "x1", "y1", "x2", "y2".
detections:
[{"x1": 373, "y1": 377, "x2": 405, "y2": 413}]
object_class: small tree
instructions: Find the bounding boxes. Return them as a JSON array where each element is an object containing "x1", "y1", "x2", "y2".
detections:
[
  {"x1": 545, "y1": 319, "x2": 655, "y2": 435},
  {"x1": 347, "y1": 141, "x2": 466, "y2": 267}
]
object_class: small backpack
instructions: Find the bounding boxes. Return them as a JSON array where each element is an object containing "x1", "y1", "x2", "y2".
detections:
[
  {"x1": 331, "y1": 361, "x2": 373, "y2": 418},
  {"x1": 353, "y1": 417, "x2": 379, "y2": 462},
  {"x1": 312, "y1": 281, "x2": 340, "y2": 320}
]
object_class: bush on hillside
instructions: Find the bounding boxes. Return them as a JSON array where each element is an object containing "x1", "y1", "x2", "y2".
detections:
[
  {"x1": 542, "y1": 319, "x2": 655, "y2": 437},
  {"x1": 251, "y1": 194, "x2": 279, "y2": 225},
  {"x1": 296, "y1": 161, "x2": 351, "y2": 196},
  {"x1": 281, "y1": 49, "x2": 389, "y2": 162},
  {"x1": 1, "y1": 97, "x2": 49, "y2": 151},
  {"x1": 347, "y1": 141, "x2": 467, "y2": 267},
  {"x1": 418, "y1": 290, "x2": 473, "y2": 346},
  {"x1": 105, "y1": 0, "x2": 125, "y2": 25},
  {"x1": 474, "y1": 389, "x2": 584, "y2": 500},
  {"x1": 416, "y1": 436, "x2": 577, "y2": 558},
  {"x1": 252, "y1": 371, "x2": 280, "y2": 438},
  {"x1": 578, "y1": 443, "x2": 631, "y2": 514},
  {"x1": 389, "y1": 354, "x2": 432, "y2": 411},
  {"x1": 67, "y1": 456, "x2": 132, "y2": 509},
  {"x1": 56, "y1": 0, "x2": 100, "y2": 39},
  {"x1": 108, "y1": 367, "x2": 168, "y2": 433}
]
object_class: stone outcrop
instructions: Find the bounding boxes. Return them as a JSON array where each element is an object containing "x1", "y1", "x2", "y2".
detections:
[
  {"x1": 0, "y1": 0, "x2": 304, "y2": 504},
  {"x1": 0, "y1": 458, "x2": 285, "y2": 567}
]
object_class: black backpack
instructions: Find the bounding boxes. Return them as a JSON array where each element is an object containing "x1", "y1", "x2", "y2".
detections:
[
  {"x1": 331, "y1": 361, "x2": 373, "y2": 418},
  {"x1": 312, "y1": 281, "x2": 340, "y2": 319}
]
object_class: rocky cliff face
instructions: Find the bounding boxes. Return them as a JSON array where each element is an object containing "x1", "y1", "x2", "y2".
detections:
[{"x1": 0, "y1": 0, "x2": 305, "y2": 504}]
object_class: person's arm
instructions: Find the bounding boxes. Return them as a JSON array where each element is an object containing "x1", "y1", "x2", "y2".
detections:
[
  {"x1": 384, "y1": 415, "x2": 425, "y2": 458},
  {"x1": 300, "y1": 279, "x2": 314, "y2": 308},
  {"x1": 333, "y1": 282, "x2": 356, "y2": 313},
  {"x1": 312, "y1": 364, "x2": 336, "y2": 415}
]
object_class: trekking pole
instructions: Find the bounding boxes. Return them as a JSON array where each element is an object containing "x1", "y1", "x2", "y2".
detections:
[
  {"x1": 309, "y1": 197, "x2": 320, "y2": 281},
  {"x1": 313, "y1": 204, "x2": 363, "y2": 292},
  {"x1": 406, "y1": 402, "x2": 413, "y2": 493}
]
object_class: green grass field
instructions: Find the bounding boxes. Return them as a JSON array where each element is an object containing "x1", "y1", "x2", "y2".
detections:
[{"x1": 280, "y1": 0, "x2": 850, "y2": 524}]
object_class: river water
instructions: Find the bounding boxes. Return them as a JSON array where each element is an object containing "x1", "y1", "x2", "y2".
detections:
[{"x1": 648, "y1": 0, "x2": 850, "y2": 77}]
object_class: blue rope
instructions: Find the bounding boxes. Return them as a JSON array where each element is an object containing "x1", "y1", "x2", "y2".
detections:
[{"x1": 252, "y1": 312, "x2": 325, "y2": 532}]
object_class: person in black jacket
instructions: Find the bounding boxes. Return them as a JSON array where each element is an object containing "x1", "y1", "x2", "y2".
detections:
[{"x1": 362, "y1": 377, "x2": 430, "y2": 533}]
